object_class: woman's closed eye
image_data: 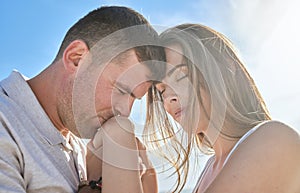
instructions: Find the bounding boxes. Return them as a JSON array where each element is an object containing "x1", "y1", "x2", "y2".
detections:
[
  {"x1": 176, "y1": 74, "x2": 188, "y2": 82},
  {"x1": 168, "y1": 64, "x2": 188, "y2": 82},
  {"x1": 155, "y1": 83, "x2": 166, "y2": 99},
  {"x1": 159, "y1": 88, "x2": 165, "y2": 96}
]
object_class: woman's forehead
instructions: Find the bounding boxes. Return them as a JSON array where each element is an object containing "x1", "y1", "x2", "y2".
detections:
[{"x1": 165, "y1": 45, "x2": 184, "y2": 65}]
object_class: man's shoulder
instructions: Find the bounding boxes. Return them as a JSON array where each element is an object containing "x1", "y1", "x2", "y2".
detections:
[
  {"x1": 0, "y1": 88, "x2": 22, "y2": 119},
  {"x1": 0, "y1": 87, "x2": 30, "y2": 141}
]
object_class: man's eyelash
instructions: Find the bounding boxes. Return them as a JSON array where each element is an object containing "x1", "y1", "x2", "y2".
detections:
[{"x1": 117, "y1": 87, "x2": 127, "y2": 94}]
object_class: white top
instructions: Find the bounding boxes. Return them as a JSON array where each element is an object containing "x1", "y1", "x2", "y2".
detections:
[
  {"x1": 0, "y1": 71, "x2": 87, "y2": 193},
  {"x1": 192, "y1": 121, "x2": 269, "y2": 193}
]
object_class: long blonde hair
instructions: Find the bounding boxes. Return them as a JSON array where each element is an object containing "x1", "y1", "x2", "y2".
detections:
[{"x1": 144, "y1": 24, "x2": 271, "y2": 192}]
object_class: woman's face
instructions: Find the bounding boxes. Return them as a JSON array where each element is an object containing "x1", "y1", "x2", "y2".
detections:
[
  {"x1": 156, "y1": 44, "x2": 211, "y2": 134},
  {"x1": 156, "y1": 45, "x2": 189, "y2": 124}
]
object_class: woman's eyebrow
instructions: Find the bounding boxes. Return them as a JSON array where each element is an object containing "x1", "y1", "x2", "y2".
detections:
[{"x1": 167, "y1": 63, "x2": 188, "y2": 77}]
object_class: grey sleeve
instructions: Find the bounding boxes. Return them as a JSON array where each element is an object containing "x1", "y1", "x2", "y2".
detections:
[{"x1": 0, "y1": 122, "x2": 26, "y2": 193}]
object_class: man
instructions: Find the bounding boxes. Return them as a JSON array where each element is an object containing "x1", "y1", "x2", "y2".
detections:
[{"x1": 0, "y1": 6, "x2": 165, "y2": 192}]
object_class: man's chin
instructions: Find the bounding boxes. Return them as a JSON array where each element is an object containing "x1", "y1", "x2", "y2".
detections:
[{"x1": 73, "y1": 116, "x2": 117, "y2": 139}]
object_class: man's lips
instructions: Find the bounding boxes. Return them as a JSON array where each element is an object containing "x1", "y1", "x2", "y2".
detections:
[
  {"x1": 98, "y1": 116, "x2": 107, "y2": 124},
  {"x1": 97, "y1": 112, "x2": 114, "y2": 125}
]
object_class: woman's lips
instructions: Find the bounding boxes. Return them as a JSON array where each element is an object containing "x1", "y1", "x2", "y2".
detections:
[{"x1": 174, "y1": 107, "x2": 184, "y2": 119}]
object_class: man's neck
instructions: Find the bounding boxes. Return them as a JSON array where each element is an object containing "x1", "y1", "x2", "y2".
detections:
[{"x1": 27, "y1": 62, "x2": 66, "y2": 135}]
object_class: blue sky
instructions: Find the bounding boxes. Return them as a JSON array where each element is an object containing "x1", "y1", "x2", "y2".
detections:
[
  {"x1": 0, "y1": 0, "x2": 237, "y2": 80},
  {"x1": 1, "y1": 0, "x2": 300, "y2": 192},
  {"x1": 2, "y1": 0, "x2": 298, "y2": 129}
]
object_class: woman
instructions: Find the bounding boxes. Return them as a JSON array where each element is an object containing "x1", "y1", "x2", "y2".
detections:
[{"x1": 145, "y1": 24, "x2": 300, "y2": 192}]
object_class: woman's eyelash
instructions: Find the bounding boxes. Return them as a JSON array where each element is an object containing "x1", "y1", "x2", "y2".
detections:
[
  {"x1": 176, "y1": 74, "x2": 188, "y2": 82},
  {"x1": 159, "y1": 89, "x2": 165, "y2": 95}
]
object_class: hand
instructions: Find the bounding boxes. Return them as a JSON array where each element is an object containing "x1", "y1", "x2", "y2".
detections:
[
  {"x1": 136, "y1": 138, "x2": 151, "y2": 176},
  {"x1": 78, "y1": 185, "x2": 100, "y2": 193},
  {"x1": 136, "y1": 138, "x2": 158, "y2": 193},
  {"x1": 91, "y1": 116, "x2": 144, "y2": 193},
  {"x1": 77, "y1": 180, "x2": 101, "y2": 193}
]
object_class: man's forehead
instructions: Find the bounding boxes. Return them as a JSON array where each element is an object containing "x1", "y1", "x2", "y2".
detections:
[
  {"x1": 116, "y1": 63, "x2": 151, "y2": 86},
  {"x1": 111, "y1": 49, "x2": 138, "y2": 66}
]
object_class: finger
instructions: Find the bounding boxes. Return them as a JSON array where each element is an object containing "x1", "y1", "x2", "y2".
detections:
[
  {"x1": 135, "y1": 137, "x2": 146, "y2": 151},
  {"x1": 92, "y1": 128, "x2": 104, "y2": 149},
  {"x1": 139, "y1": 156, "x2": 147, "y2": 176}
]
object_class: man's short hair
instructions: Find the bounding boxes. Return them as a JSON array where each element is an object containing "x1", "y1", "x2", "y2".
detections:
[{"x1": 54, "y1": 6, "x2": 165, "y2": 81}]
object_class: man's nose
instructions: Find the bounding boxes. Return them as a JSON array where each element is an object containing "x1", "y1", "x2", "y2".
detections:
[{"x1": 115, "y1": 96, "x2": 135, "y2": 117}]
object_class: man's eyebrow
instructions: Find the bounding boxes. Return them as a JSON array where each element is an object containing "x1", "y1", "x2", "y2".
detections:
[
  {"x1": 167, "y1": 63, "x2": 188, "y2": 77},
  {"x1": 115, "y1": 82, "x2": 138, "y2": 99}
]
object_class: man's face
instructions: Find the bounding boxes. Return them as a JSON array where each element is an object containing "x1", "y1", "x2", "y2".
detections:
[
  {"x1": 72, "y1": 49, "x2": 151, "y2": 138},
  {"x1": 95, "y1": 49, "x2": 151, "y2": 123}
]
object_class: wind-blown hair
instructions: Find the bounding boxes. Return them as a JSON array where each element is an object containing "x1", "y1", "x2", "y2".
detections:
[{"x1": 144, "y1": 23, "x2": 271, "y2": 192}]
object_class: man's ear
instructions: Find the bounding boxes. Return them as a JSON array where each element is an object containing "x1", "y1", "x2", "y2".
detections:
[{"x1": 63, "y1": 40, "x2": 89, "y2": 73}]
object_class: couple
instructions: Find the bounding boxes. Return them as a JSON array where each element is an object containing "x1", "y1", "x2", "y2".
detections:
[{"x1": 0, "y1": 5, "x2": 299, "y2": 193}]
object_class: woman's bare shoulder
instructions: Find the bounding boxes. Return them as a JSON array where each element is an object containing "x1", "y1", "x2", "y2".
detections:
[
  {"x1": 233, "y1": 120, "x2": 300, "y2": 165},
  {"x1": 249, "y1": 120, "x2": 300, "y2": 148},
  {"x1": 258, "y1": 120, "x2": 299, "y2": 137},
  {"x1": 205, "y1": 121, "x2": 300, "y2": 193}
]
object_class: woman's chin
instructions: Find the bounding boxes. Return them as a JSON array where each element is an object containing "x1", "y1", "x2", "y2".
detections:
[{"x1": 174, "y1": 115, "x2": 187, "y2": 127}]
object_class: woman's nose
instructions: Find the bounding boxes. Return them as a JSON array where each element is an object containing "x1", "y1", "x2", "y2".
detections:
[
  {"x1": 165, "y1": 95, "x2": 178, "y2": 104},
  {"x1": 156, "y1": 83, "x2": 178, "y2": 103},
  {"x1": 163, "y1": 93, "x2": 180, "y2": 115}
]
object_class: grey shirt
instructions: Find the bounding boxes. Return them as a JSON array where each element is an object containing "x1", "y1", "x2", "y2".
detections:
[{"x1": 0, "y1": 71, "x2": 87, "y2": 193}]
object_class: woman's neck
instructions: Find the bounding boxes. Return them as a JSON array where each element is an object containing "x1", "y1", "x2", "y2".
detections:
[{"x1": 211, "y1": 136, "x2": 237, "y2": 166}]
